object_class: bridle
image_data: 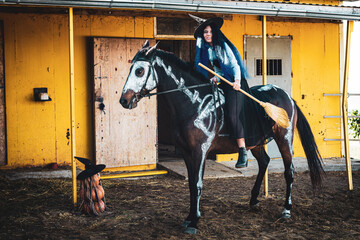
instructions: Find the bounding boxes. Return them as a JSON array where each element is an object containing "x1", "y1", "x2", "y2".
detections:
[
  {"x1": 128, "y1": 55, "x2": 159, "y2": 103},
  {"x1": 132, "y1": 54, "x2": 213, "y2": 98}
]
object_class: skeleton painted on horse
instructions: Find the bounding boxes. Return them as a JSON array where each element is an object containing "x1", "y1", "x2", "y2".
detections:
[{"x1": 120, "y1": 40, "x2": 324, "y2": 234}]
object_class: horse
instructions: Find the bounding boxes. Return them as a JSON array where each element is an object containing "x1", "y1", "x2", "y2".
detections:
[{"x1": 119, "y1": 40, "x2": 324, "y2": 234}]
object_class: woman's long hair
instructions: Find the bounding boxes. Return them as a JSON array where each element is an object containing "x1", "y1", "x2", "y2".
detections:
[{"x1": 195, "y1": 23, "x2": 249, "y2": 81}]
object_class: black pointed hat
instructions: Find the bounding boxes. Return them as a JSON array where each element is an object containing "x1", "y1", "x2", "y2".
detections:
[
  {"x1": 189, "y1": 14, "x2": 223, "y2": 38},
  {"x1": 75, "y1": 156, "x2": 106, "y2": 180}
]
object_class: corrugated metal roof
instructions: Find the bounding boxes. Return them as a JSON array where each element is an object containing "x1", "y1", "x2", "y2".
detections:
[{"x1": 1, "y1": 0, "x2": 360, "y2": 21}]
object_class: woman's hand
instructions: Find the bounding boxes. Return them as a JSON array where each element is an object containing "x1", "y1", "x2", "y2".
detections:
[
  {"x1": 210, "y1": 76, "x2": 218, "y2": 84},
  {"x1": 233, "y1": 79, "x2": 241, "y2": 91}
]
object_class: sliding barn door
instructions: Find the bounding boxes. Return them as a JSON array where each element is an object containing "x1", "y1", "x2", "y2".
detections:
[{"x1": 93, "y1": 38, "x2": 157, "y2": 168}]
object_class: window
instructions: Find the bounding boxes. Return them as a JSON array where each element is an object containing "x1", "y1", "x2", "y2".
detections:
[
  {"x1": 256, "y1": 59, "x2": 282, "y2": 76},
  {"x1": 154, "y1": 17, "x2": 197, "y2": 39}
]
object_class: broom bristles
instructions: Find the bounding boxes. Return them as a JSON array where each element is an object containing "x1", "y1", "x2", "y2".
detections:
[{"x1": 261, "y1": 102, "x2": 290, "y2": 128}]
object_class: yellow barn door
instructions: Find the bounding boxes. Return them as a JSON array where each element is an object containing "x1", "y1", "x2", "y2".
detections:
[{"x1": 93, "y1": 38, "x2": 157, "y2": 168}]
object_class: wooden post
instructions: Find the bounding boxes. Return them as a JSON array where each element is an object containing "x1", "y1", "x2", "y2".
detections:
[
  {"x1": 342, "y1": 21, "x2": 353, "y2": 191},
  {"x1": 262, "y1": 16, "x2": 269, "y2": 197},
  {"x1": 69, "y1": 7, "x2": 77, "y2": 205}
]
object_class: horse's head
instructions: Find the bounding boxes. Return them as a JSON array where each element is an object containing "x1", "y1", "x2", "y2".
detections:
[{"x1": 120, "y1": 40, "x2": 159, "y2": 109}]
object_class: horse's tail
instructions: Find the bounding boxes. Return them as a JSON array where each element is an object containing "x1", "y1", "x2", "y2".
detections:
[{"x1": 295, "y1": 102, "x2": 324, "y2": 188}]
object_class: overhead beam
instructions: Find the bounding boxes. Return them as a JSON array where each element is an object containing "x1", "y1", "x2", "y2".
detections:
[
  {"x1": 1, "y1": 0, "x2": 360, "y2": 21},
  {"x1": 0, "y1": 6, "x2": 233, "y2": 20}
]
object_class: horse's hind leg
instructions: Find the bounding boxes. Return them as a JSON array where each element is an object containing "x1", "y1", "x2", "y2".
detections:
[
  {"x1": 249, "y1": 145, "x2": 270, "y2": 207},
  {"x1": 274, "y1": 126, "x2": 295, "y2": 218}
]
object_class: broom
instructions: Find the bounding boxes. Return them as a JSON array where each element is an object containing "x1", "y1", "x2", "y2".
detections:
[{"x1": 198, "y1": 63, "x2": 290, "y2": 128}]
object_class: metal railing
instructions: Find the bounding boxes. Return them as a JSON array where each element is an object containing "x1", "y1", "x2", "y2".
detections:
[{"x1": 323, "y1": 93, "x2": 360, "y2": 142}]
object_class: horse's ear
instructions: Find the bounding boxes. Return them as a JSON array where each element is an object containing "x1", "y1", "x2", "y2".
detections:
[
  {"x1": 142, "y1": 40, "x2": 149, "y2": 49},
  {"x1": 145, "y1": 41, "x2": 160, "y2": 56}
]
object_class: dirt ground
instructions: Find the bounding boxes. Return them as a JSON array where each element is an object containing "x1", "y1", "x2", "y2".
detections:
[{"x1": 0, "y1": 169, "x2": 359, "y2": 239}]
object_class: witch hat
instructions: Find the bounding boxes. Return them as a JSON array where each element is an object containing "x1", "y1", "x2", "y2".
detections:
[
  {"x1": 189, "y1": 14, "x2": 223, "y2": 38},
  {"x1": 75, "y1": 156, "x2": 106, "y2": 180}
]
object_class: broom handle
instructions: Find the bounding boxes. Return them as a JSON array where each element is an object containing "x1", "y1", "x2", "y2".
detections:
[{"x1": 198, "y1": 63, "x2": 263, "y2": 106}]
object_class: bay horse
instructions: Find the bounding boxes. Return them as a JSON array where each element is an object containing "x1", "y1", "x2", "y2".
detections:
[{"x1": 120, "y1": 41, "x2": 324, "y2": 234}]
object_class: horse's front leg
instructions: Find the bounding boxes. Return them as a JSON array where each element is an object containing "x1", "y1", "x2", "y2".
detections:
[{"x1": 183, "y1": 149, "x2": 206, "y2": 234}]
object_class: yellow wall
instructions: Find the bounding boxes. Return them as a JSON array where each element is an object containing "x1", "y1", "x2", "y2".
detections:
[
  {"x1": 2, "y1": 14, "x2": 70, "y2": 168},
  {"x1": 223, "y1": 15, "x2": 341, "y2": 158},
  {"x1": 0, "y1": 13, "x2": 153, "y2": 168},
  {"x1": 0, "y1": 11, "x2": 340, "y2": 168}
]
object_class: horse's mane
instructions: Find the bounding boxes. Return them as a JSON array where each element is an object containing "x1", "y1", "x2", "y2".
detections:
[{"x1": 155, "y1": 49, "x2": 209, "y2": 84}]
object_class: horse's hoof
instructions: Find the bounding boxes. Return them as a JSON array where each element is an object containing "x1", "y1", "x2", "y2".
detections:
[
  {"x1": 281, "y1": 213, "x2": 291, "y2": 218},
  {"x1": 184, "y1": 227, "x2": 198, "y2": 234},
  {"x1": 250, "y1": 202, "x2": 259, "y2": 210},
  {"x1": 182, "y1": 220, "x2": 191, "y2": 228},
  {"x1": 250, "y1": 199, "x2": 260, "y2": 210},
  {"x1": 250, "y1": 198, "x2": 259, "y2": 205},
  {"x1": 281, "y1": 208, "x2": 291, "y2": 219}
]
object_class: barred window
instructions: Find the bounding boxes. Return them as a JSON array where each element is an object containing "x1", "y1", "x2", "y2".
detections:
[{"x1": 256, "y1": 59, "x2": 282, "y2": 76}]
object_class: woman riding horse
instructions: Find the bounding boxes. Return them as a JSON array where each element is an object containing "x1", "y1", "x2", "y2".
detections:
[
  {"x1": 120, "y1": 40, "x2": 323, "y2": 234},
  {"x1": 191, "y1": 14, "x2": 274, "y2": 168}
]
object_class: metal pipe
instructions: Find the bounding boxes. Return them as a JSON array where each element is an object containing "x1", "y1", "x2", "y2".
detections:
[
  {"x1": 324, "y1": 115, "x2": 360, "y2": 118},
  {"x1": 262, "y1": 16, "x2": 269, "y2": 198},
  {"x1": 100, "y1": 170, "x2": 168, "y2": 180},
  {"x1": 1, "y1": 0, "x2": 360, "y2": 21},
  {"x1": 342, "y1": 21, "x2": 353, "y2": 191},
  {"x1": 324, "y1": 138, "x2": 360, "y2": 141},
  {"x1": 323, "y1": 93, "x2": 342, "y2": 96},
  {"x1": 324, "y1": 93, "x2": 360, "y2": 96},
  {"x1": 69, "y1": 7, "x2": 77, "y2": 205}
]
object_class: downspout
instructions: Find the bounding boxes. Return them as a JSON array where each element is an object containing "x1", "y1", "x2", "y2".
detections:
[
  {"x1": 69, "y1": 7, "x2": 77, "y2": 205},
  {"x1": 262, "y1": 16, "x2": 269, "y2": 198},
  {"x1": 342, "y1": 21, "x2": 353, "y2": 191}
]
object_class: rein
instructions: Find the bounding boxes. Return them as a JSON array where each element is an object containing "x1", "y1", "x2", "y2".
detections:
[
  {"x1": 144, "y1": 80, "x2": 222, "y2": 122},
  {"x1": 144, "y1": 83, "x2": 212, "y2": 98}
]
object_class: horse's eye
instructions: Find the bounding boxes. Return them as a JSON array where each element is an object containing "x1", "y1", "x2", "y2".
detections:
[{"x1": 135, "y1": 67, "x2": 145, "y2": 77}]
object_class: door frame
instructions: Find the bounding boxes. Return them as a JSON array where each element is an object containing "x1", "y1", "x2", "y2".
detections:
[{"x1": 0, "y1": 20, "x2": 7, "y2": 166}]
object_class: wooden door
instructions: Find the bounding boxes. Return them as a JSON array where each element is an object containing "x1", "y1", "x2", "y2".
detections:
[
  {"x1": 93, "y1": 38, "x2": 157, "y2": 168},
  {"x1": 0, "y1": 21, "x2": 6, "y2": 166}
]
